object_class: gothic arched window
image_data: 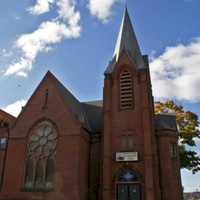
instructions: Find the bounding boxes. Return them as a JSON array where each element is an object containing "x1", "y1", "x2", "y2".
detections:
[
  {"x1": 118, "y1": 169, "x2": 140, "y2": 182},
  {"x1": 120, "y1": 70, "x2": 133, "y2": 109},
  {"x1": 24, "y1": 120, "x2": 57, "y2": 189}
]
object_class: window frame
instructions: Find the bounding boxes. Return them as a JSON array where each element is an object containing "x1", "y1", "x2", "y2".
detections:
[
  {"x1": 169, "y1": 143, "x2": 176, "y2": 157},
  {"x1": 23, "y1": 120, "x2": 57, "y2": 191},
  {"x1": 0, "y1": 138, "x2": 7, "y2": 150},
  {"x1": 119, "y1": 70, "x2": 133, "y2": 109},
  {"x1": 121, "y1": 134, "x2": 134, "y2": 151}
]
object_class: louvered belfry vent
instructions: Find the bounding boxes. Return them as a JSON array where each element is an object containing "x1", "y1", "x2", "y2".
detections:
[{"x1": 120, "y1": 70, "x2": 133, "y2": 108}]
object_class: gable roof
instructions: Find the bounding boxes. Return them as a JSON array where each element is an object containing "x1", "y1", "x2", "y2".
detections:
[
  {"x1": 6, "y1": 71, "x2": 178, "y2": 135},
  {"x1": 0, "y1": 109, "x2": 16, "y2": 123},
  {"x1": 49, "y1": 71, "x2": 83, "y2": 118},
  {"x1": 51, "y1": 72, "x2": 178, "y2": 134},
  {"x1": 0, "y1": 109, "x2": 16, "y2": 128},
  {"x1": 48, "y1": 71, "x2": 102, "y2": 133},
  {"x1": 81, "y1": 101, "x2": 102, "y2": 133}
]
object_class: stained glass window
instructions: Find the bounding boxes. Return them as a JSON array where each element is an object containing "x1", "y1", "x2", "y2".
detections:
[
  {"x1": 24, "y1": 120, "x2": 57, "y2": 189},
  {"x1": 118, "y1": 169, "x2": 140, "y2": 182}
]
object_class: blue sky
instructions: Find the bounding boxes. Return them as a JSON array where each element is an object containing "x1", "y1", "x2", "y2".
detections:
[{"x1": 0, "y1": 0, "x2": 200, "y2": 192}]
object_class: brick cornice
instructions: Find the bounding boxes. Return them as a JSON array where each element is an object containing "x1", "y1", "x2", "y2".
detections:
[{"x1": 155, "y1": 130, "x2": 178, "y2": 138}]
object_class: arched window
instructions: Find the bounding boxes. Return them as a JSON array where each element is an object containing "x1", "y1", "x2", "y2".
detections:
[
  {"x1": 118, "y1": 169, "x2": 140, "y2": 182},
  {"x1": 120, "y1": 70, "x2": 133, "y2": 109},
  {"x1": 24, "y1": 120, "x2": 57, "y2": 189}
]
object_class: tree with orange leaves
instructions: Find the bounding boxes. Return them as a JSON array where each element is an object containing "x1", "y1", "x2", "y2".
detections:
[{"x1": 155, "y1": 100, "x2": 200, "y2": 173}]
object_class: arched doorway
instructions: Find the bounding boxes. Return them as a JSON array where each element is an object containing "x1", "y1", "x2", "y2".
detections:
[{"x1": 117, "y1": 169, "x2": 141, "y2": 200}]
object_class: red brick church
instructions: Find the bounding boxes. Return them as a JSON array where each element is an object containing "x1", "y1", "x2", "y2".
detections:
[{"x1": 0, "y1": 8, "x2": 183, "y2": 200}]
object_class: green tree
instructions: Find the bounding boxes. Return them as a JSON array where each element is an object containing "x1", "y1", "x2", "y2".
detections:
[{"x1": 155, "y1": 100, "x2": 200, "y2": 173}]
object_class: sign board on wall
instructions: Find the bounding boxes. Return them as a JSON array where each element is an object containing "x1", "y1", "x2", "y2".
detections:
[{"x1": 116, "y1": 152, "x2": 138, "y2": 162}]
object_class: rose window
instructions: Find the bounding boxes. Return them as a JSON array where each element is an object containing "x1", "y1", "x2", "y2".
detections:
[
  {"x1": 28, "y1": 121, "x2": 57, "y2": 158},
  {"x1": 24, "y1": 120, "x2": 57, "y2": 189}
]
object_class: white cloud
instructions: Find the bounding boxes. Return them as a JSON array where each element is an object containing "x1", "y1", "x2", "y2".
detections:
[
  {"x1": 3, "y1": 100, "x2": 27, "y2": 117},
  {"x1": 27, "y1": 0, "x2": 80, "y2": 25},
  {"x1": 87, "y1": 0, "x2": 123, "y2": 23},
  {"x1": 3, "y1": 0, "x2": 123, "y2": 77},
  {"x1": 27, "y1": 0, "x2": 55, "y2": 15},
  {"x1": 3, "y1": 0, "x2": 81, "y2": 77},
  {"x1": 87, "y1": 0, "x2": 125, "y2": 23},
  {"x1": 16, "y1": 20, "x2": 80, "y2": 59},
  {"x1": 56, "y1": 0, "x2": 80, "y2": 26},
  {"x1": 1, "y1": 49, "x2": 13, "y2": 58},
  {"x1": 4, "y1": 57, "x2": 32, "y2": 77},
  {"x1": 150, "y1": 37, "x2": 200, "y2": 103}
]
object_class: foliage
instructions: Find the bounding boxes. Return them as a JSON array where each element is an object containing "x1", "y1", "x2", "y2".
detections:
[
  {"x1": 155, "y1": 100, "x2": 200, "y2": 173},
  {"x1": 179, "y1": 145, "x2": 200, "y2": 174}
]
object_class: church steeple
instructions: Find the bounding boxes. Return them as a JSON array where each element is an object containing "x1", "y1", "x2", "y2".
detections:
[{"x1": 105, "y1": 7, "x2": 147, "y2": 73}]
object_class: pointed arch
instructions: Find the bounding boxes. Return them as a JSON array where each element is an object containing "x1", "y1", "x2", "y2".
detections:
[
  {"x1": 45, "y1": 154, "x2": 55, "y2": 188},
  {"x1": 113, "y1": 164, "x2": 143, "y2": 183},
  {"x1": 24, "y1": 155, "x2": 34, "y2": 188},
  {"x1": 34, "y1": 159, "x2": 44, "y2": 188},
  {"x1": 27, "y1": 117, "x2": 59, "y2": 137},
  {"x1": 117, "y1": 169, "x2": 140, "y2": 182},
  {"x1": 120, "y1": 70, "x2": 133, "y2": 109},
  {"x1": 24, "y1": 120, "x2": 58, "y2": 189}
]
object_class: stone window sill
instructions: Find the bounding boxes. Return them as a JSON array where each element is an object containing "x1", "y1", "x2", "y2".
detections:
[{"x1": 21, "y1": 187, "x2": 54, "y2": 192}]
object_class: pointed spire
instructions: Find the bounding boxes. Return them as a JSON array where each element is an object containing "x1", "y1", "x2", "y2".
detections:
[{"x1": 105, "y1": 7, "x2": 147, "y2": 73}]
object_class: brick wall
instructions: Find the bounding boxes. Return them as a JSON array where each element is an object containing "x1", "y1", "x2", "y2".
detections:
[
  {"x1": 156, "y1": 131, "x2": 183, "y2": 200},
  {"x1": 0, "y1": 73, "x2": 91, "y2": 200},
  {"x1": 102, "y1": 50, "x2": 160, "y2": 200}
]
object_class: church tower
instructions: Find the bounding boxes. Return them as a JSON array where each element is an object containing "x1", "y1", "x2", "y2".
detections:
[
  {"x1": 0, "y1": 5, "x2": 183, "y2": 200},
  {"x1": 102, "y1": 8, "x2": 161, "y2": 200}
]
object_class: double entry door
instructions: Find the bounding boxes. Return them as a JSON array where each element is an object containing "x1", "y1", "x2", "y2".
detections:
[{"x1": 117, "y1": 184, "x2": 141, "y2": 200}]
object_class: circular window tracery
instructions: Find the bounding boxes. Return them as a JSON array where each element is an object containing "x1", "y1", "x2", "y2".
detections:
[{"x1": 28, "y1": 121, "x2": 57, "y2": 158}]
